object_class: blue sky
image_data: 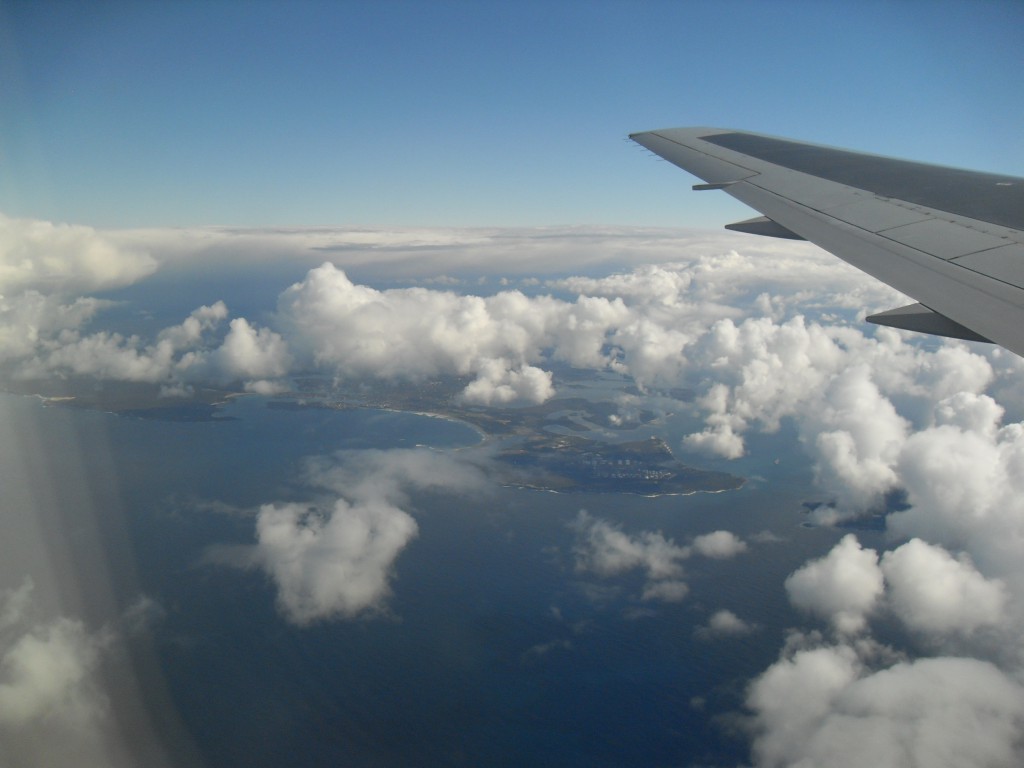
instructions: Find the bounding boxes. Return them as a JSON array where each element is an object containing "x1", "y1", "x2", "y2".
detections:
[{"x1": 2, "y1": 0, "x2": 1022, "y2": 228}]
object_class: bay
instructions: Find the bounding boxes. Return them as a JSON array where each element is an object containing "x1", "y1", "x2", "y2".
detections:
[{"x1": 0, "y1": 391, "x2": 849, "y2": 766}]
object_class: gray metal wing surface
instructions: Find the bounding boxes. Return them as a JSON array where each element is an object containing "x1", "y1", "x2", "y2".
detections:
[{"x1": 630, "y1": 127, "x2": 1024, "y2": 357}]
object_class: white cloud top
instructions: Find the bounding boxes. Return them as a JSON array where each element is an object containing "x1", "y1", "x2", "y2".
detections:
[
  {"x1": 881, "y1": 539, "x2": 1008, "y2": 635},
  {"x1": 274, "y1": 262, "x2": 630, "y2": 403},
  {"x1": 748, "y1": 646, "x2": 1024, "y2": 768},
  {"x1": 785, "y1": 535, "x2": 884, "y2": 634},
  {"x1": 703, "y1": 609, "x2": 753, "y2": 636},
  {"x1": 256, "y1": 498, "x2": 418, "y2": 625},
  {"x1": 0, "y1": 214, "x2": 157, "y2": 294},
  {"x1": 692, "y1": 530, "x2": 748, "y2": 559},
  {"x1": 573, "y1": 511, "x2": 688, "y2": 582},
  {"x1": 572, "y1": 512, "x2": 747, "y2": 604}
]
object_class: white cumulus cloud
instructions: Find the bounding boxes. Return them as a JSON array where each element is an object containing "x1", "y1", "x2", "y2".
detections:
[
  {"x1": 785, "y1": 535, "x2": 884, "y2": 635},
  {"x1": 459, "y1": 359, "x2": 555, "y2": 406},
  {"x1": 572, "y1": 511, "x2": 687, "y2": 582},
  {"x1": 692, "y1": 530, "x2": 748, "y2": 559},
  {"x1": 700, "y1": 609, "x2": 754, "y2": 637},
  {"x1": 748, "y1": 644, "x2": 1024, "y2": 768},
  {"x1": 208, "y1": 317, "x2": 292, "y2": 381},
  {"x1": 881, "y1": 538, "x2": 1008, "y2": 636},
  {"x1": 0, "y1": 213, "x2": 157, "y2": 294},
  {"x1": 275, "y1": 262, "x2": 638, "y2": 404},
  {"x1": 572, "y1": 513, "x2": 749, "y2": 604},
  {"x1": 255, "y1": 498, "x2": 418, "y2": 625},
  {"x1": 251, "y1": 450, "x2": 487, "y2": 625}
]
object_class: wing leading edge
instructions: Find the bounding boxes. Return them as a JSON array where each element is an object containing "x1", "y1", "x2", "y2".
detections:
[{"x1": 630, "y1": 127, "x2": 1024, "y2": 357}]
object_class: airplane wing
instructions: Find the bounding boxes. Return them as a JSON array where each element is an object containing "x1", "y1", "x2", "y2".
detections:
[{"x1": 630, "y1": 127, "x2": 1024, "y2": 357}]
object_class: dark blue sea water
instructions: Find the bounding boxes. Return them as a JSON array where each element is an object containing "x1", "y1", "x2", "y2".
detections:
[{"x1": 0, "y1": 392, "x2": 859, "y2": 767}]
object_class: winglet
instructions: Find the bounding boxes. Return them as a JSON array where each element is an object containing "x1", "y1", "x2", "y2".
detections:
[
  {"x1": 724, "y1": 215, "x2": 806, "y2": 240},
  {"x1": 866, "y1": 303, "x2": 991, "y2": 343}
]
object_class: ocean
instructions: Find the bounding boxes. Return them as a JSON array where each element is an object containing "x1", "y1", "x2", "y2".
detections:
[{"x1": 0, "y1": 391, "x2": 860, "y2": 766}]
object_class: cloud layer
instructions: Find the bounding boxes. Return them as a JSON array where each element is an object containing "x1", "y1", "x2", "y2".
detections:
[
  {"x1": 0, "y1": 214, "x2": 917, "y2": 406},
  {"x1": 5, "y1": 216, "x2": 1024, "y2": 763}
]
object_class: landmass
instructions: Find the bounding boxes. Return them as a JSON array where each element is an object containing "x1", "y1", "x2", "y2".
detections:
[
  {"x1": 5, "y1": 373, "x2": 743, "y2": 496},
  {"x1": 497, "y1": 433, "x2": 742, "y2": 496},
  {"x1": 3, "y1": 379, "x2": 236, "y2": 420},
  {"x1": 270, "y1": 376, "x2": 743, "y2": 496}
]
